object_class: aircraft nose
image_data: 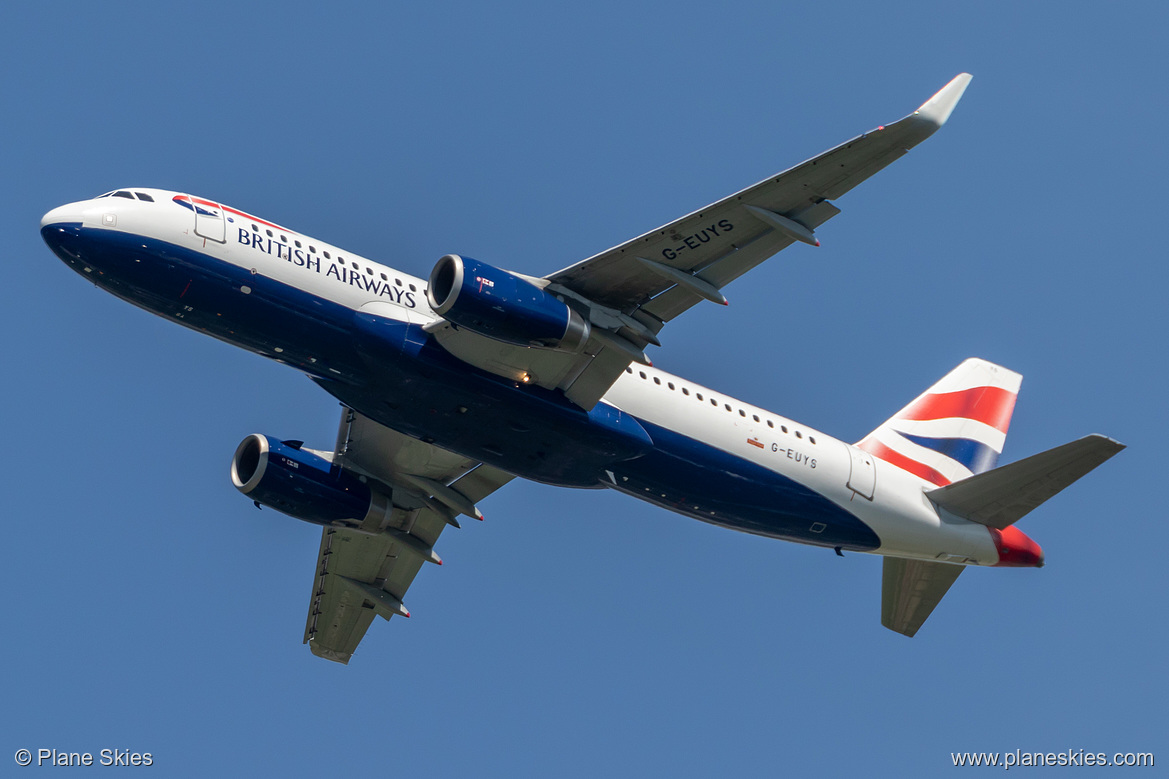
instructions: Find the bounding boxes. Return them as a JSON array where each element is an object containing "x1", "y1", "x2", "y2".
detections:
[
  {"x1": 41, "y1": 202, "x2": 87, "y2": 228},
  {"x1": 41, "y1": 201, "x2": 97, "y2": 264},
  {"x1": 991, "y1": 525, "x2": 1045, "y2": 568}
]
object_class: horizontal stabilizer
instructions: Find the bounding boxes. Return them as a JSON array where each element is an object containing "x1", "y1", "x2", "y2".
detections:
[
  {"x1": 927, "y1": 434, "x2": 1125, "y2": 529},
  {"x1": 882, "y1": 558, "x2": 964, "y2": 637}
]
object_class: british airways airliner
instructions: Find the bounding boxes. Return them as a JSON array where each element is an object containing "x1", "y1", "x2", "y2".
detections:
[{"x1": 41, "y1": 74, "x2": 1122, "y2": 663}]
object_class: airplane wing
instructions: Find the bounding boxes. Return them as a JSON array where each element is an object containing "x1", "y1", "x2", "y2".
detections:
[
  {"x1": 429, "y1": 74, "x2": 971, "y2": 409},
  {"x1": 303, "y1": 408, "x2": 513, "y2": 664}
]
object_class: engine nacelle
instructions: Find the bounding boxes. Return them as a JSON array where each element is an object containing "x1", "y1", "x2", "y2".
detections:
[
  {"x1": 230, "y1": 434, "x2": 390, "y2": 528},
  {"x1": 426, "y1": 254, "x2": 590, "y2": 351}
]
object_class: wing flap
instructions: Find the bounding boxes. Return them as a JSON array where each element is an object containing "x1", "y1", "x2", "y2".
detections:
[
  {"x1": 450, "y1": 461, "x2": 517, "y2": 504},
  {"x1": 561, "y1": 347, "x2": 634, "y2": 409},
  {"x1": 334, "y1": 406, "x2": 479, "y2": 483},
  {"x1": 881, "y1": 557, "x2": 965, "y2": 638}
]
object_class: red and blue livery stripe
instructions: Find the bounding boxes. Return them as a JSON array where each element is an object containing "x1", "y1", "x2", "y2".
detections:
[{"x1": 856, "y1": 359, "x2": 1022, "y2": 487}]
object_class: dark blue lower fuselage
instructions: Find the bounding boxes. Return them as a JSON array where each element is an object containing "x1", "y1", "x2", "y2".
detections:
[{"x1": 42, "y1": 224, "x2": 879, "y2": 551}]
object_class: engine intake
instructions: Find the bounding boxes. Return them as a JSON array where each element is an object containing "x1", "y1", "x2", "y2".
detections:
[
  {"x1": 230, "y1": 434, "x2": 390, "y2": 528},
  {"x1": 426, "y1": 254, "x2": 590, "y2": 351}
]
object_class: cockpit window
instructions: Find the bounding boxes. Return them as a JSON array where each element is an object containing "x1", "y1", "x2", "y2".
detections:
[
  {"x1": 96, "y1": 191, "x2": 116, "y2": 198},
  {"x1": 113, "y1": 191, "x2": 134, "y2": 199},
  {"x1": 135, "y1": 192, "x2": 154, "y2": 202}
]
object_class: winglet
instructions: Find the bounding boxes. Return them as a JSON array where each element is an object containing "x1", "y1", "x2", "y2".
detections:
[{"x1": 914, "y1": 73, "x2": 972, "y2": 129}]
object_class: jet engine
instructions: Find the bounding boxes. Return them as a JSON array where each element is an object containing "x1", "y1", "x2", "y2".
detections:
[
  {"x1": 230, "y1": 434, "x2": 390, "y2": 527},
  {"x1": 426, "y1": 254, "x2": 590, "y2": 351}
]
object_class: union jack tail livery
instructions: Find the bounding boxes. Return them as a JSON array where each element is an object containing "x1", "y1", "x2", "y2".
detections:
[{"x1": 857, "y1": 358, "x2": 1022, "y2": 487}]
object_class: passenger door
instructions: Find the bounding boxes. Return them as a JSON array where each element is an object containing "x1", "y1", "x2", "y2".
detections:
[{"x1": 189, "y1": 196, "x2": 226, "y2": 243}]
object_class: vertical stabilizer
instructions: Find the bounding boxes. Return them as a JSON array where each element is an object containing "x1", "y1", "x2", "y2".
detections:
[{"x1": 858, "y1": 358, "x2": 1021, "y2": 486}]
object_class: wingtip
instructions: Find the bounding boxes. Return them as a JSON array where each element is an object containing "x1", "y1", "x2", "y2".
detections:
[{"x1": 914, "y1": 73, "x2": 973, "y2": 128}]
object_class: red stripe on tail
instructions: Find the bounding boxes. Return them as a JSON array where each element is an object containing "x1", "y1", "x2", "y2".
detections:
[
  {"x1": 895, "y1": 386, "x2": 1017, "y2": 433},
  {"x1": 858, "y1": 440, "x2": 951, "y2": 487}
]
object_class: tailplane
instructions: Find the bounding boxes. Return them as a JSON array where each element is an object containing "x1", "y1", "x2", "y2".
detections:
[
  {"x1": 881, "y1": 434, "x2": 1124, "y2": 637},
  {"x1": 858, "y1": 358, "x2": 1022, "y2": 486},
  {"x1": 927, "y1": 434, "x2": 1125, "y2": 529}
]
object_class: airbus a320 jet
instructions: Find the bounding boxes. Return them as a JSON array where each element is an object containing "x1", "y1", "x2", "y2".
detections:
[{"x1": 41, "y1": 74, "x2": 1123, "y2": 663}]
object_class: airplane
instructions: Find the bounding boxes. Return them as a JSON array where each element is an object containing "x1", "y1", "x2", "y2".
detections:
[{"x1": 40, "y1": 73, "x2": 1124, "y2": 664}]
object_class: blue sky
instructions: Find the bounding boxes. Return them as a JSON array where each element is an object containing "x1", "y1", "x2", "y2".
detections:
[{"x1": 4, "y1": 2, "x2": 1165, "y2": 775}]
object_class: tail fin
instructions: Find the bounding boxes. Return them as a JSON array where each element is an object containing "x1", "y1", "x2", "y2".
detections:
[{"x1": 857, "y1": 358, "x2": 1022, "y2": 486}]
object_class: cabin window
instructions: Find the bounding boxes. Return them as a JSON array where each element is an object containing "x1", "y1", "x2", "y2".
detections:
[
  {"x1": 309, "y1": 246, "x2": 316, "y2": 253},
  {"x1": 682, "y1": 388, "x2": 689, "y2": 396},
  {"x1": 280, "y1": 235, "x2": 288, "y2": 243},
  {"x1": 639, "y1": 371, "x2": 647, "y2": 379},
  {"x1": 381, "y1": 273, "x2": 388, "y2": 281},
  {"x1": 795, "y1": 431, "x2": 803, "y2": 439},
  {"x1": 724, "y1": 404, "x2": 732, "y2": 412},
  {"x1": 252, "y1": 224, "x2": 259, "y2": 232},
  {"x1": 266, "y1": 229, "x2": 273, "y2": 237},
  {"x1": 739, "y1": 410, "x2": 746, "y2": 417},
  {"x1": 767, "y1": 420, "x2": 774, "y2": 428},
  {"x1": 809, "y1": 436, "x2": 817, "y2": 445},
  {"x1": 396, "y1": 279, "x2": 403, "y2": 287},
  {"x1": 625, "y1": 367, "x2": 633, "y2": 374},
  {"x1": 710, "y1": 399, "x2": 718, "y2": 406},
  {"x1": 752, "y1": 414, "x2": 760, "y2": 422},
  {"x1": 409, "y1": 284, "x2": 417, "y2": 292},
  {"x1": 696, "y1": 393, "x2": 703, "y2": 401},
  {"x1": 295, "y1": 240, "x2": 302, "y2": 248},
  {"x1": 324, "y1": 251, "x2": 331, "y2": 259},
  {"x1": 653, "y1": 377, "x2": 661, "y2": 385},
  {"x1": 781, "y1": 426, "x2": 789, "y2": 434},
  {"x1": 667, "y1": 382, "x2": 675, "y2": 390}
]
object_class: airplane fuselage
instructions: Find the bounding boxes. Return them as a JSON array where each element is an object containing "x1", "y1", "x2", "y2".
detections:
[{"x1": 41, "y1": 188, "x2": 1029, "y2": 567}]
